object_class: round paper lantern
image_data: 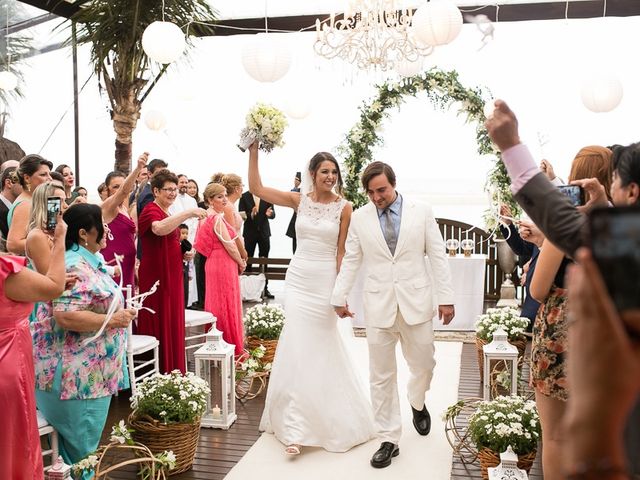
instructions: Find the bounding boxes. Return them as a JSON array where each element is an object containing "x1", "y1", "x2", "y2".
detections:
[
  {"x1": 0, "y1": 71, "x2": 18, "y2": 91},
  {"x1": 142, "y1": 21, "x2": 186, "y2": 64},
  {"x1": 395, "y1": 58, "x2": 424, "y2": 78},
  {"x1": 283, "y1": 97, "x2": 312, "y2": 120},
  {"x1": 412, "y1": 0, "x2": 463, "y2": 47},
  {"x1": 241, "y1": 33, "x2": 292, "y2": 83},
  {"x1": 580, "y1": 75, "x2": 623, "y2": 113},
  {"x1": 144, "y1": 110, "x2": 167, "y2": 131}
]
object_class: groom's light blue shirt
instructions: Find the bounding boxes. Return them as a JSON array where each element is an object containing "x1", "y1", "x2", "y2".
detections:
[{"x1": 376, "y1": 192, "x2": 402, "y2": 240}]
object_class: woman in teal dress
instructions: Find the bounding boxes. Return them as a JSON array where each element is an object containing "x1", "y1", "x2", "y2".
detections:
[
  {"x1": 33, "y1": 204, "x2": 136, "y2": 477},
  {"x1": 7, "y1": 154, "x2": 53, "y2": 255}
]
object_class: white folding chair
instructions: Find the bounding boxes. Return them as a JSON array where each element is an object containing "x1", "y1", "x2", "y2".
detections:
[
  {"x1": 184, "y1": 309, "x2": 216, "y2": 371},
  {"x1": 123, "y1": 285, "x2": 160, "y2": 396},
  {"x1": 37, "y1": 409, "x2": 58, "y2": 471}
]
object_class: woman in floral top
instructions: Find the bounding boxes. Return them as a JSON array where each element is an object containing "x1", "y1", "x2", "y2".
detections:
[{"x1": 33, "y1": 204, "x2": 136, "y2": 476}]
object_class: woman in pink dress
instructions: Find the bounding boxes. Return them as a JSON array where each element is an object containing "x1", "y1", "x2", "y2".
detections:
[
  {"x1": 137, "y1": 170, "x2": 206, "y2": 373},
  {"x1": 194, "y1": 182, "x2": 246, "y2": 355},
  {"x1": 0, "y1": 219, "x2": 66, "y2": 480},
  {"x1": 101, "y1": 153, "x2": 148, "y2": 288}
]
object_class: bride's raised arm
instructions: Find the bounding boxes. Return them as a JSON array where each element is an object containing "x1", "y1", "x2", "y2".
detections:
[{"x1": 248, "y1": 141, "x2": 300, "y2": 209}]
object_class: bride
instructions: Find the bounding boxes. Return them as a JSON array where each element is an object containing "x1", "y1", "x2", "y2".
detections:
[{"x1": 248, "y1": 142, "x2": 374, "y2": 455}]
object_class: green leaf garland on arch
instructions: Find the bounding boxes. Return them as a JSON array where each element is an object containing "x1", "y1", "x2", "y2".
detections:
[{"x1": 337, "y1": 68, "x2": 521, "y2": 223}]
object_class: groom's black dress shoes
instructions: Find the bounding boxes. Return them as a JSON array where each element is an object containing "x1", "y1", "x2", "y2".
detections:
[
  {"x1": 370, "y1": 442, "x2": 399, "y2": 468},
  {"x1": 411, "y1": 404, "x2": 431, "y2": 436}
]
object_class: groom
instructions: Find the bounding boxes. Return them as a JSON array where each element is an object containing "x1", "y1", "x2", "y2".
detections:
[{"x1": 331, "y1": 161, "x2": 455, "y2": 469}]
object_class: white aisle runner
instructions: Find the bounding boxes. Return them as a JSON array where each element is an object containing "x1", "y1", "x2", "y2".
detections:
[{"x1": 226, "y1": 339, "x2": 462, "y2": 480}]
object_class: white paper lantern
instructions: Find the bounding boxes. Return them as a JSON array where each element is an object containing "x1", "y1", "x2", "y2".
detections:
[
  {"x1": 142, "y1": 21, "x2": 186, "y2": 64},
  {"x1": 395, "y1": 58, "x2": 424, "y2": 78},
  {"x1": 283, "y1": 96, "x2": 312, "y2": 120},
  {"x1": 580, "y1": 75, "x2": 623, "y2": 113},
  {"x1": 241, "y1": 33, "x2": 292, "y2": 83},
  {"x1": 0, "y1": 71, "x2": 18, "y2": 91},
  {"x1": 144, "y1": 110, "x2": 167, "y2": 131},
  {"x1": 412, "y1": 0, "x2": 463, "y2": 47}
]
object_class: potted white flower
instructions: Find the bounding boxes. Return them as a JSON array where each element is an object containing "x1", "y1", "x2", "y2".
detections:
[
  {"x1": 244, "y1": 303, "x2": 285, "y2": 363},
  {"x1": 468, "y1": 395, "x2": 541, "y2": 478},
  {"x1": 128, "y1": 371, "x2": 210, "y2": 475}
]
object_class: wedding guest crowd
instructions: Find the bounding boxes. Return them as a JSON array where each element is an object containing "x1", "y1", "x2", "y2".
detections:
[{"x1": 486, "y1": 100, "x2": 640, "y2": 480}]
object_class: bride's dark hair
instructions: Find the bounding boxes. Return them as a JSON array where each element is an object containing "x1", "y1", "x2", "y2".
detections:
[{"x1": 308, "y1": 152, "x2": 344, "y2": 196}]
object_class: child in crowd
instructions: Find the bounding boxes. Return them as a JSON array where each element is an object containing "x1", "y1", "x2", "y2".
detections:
[{"x1": 179, "y1": 224, "x2": 192, "y2": 305}]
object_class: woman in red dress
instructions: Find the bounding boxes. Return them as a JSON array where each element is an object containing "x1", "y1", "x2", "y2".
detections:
[
  {"x1": 0, "y1": 219, "x2": 66, "y2": 480},
  {"x1": 137, "y1": 170, "x2": 206, "y2": 373},
  {"x1": 194, "y1": 182, "x2": 246, "y2": 356}
]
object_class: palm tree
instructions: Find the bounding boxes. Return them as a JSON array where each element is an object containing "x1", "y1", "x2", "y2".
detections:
[
  {"x1": 0, "y1": 0, "x2": 32, "y2": 164},
  {"x1": 70, "y1": 0, "x2": 217, "y2": 173}
]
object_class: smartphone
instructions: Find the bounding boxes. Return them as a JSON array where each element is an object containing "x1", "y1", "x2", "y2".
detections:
[
  {"x1": 589, "y1": 206, "x2": 640, "y2": 312},
  {"x1": 557, "y1": 185, "x2": 585, "y2": 207},
  {"x1": 46, "y1": 197, "x2": 61, "y2": 231}
]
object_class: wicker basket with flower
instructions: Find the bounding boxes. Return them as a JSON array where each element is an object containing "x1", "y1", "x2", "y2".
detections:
[{"x1": 244, "y1": 303, "x2": 285, "y2": 363}]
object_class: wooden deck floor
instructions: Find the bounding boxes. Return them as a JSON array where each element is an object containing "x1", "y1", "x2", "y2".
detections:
[{"x1": 99, "y1": 340, "x2": 542, "y2": 479}]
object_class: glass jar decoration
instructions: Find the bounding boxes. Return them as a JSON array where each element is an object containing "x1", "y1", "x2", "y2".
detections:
[
  {"x1": 461, "y1": 238, "x2": 475, "y2": 257},
  {"x1": 194, "y1": 326, "x2": 237, "y2": 429},
  {"x1": 445, "y1": 238, "x2": 460, "y2": 257}
]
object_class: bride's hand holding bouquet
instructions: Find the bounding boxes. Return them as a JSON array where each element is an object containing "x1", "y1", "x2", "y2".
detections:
[{"x1": 237, "y1": 103, "x2": 288, "y2": 153}]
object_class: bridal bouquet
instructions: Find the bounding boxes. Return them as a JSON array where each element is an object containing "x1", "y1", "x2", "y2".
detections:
[{"x1": 237, "y1": 103, "x2": 288, "y2": 153}]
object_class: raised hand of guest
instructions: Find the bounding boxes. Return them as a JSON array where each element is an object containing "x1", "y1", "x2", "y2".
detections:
[
  {"x1": 540, "y1": 159, "x2": 557, "y2": 181},
  {"x1": 499, "y1": 204, "x2": 513, "y2": 225},
  {"x1": 517, "y1": 219, "x2": 545, "y2": 247},
  {"x1": 571, "y1": 177, "x2": 609, "y2": 210},
  {"x1": 485, "y1": 99, "x2": 521, "y2": 152},
  {"x1": 190, "y1": 208, "x2": 208, "y2": 221}
]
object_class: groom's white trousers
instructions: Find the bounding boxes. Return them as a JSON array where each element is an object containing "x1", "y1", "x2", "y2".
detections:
[{"x1": 366, "y1": 308, "x2": 436, "y2": 445}]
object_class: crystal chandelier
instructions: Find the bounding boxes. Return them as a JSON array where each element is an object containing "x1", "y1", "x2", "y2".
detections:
[{"x1": 314, "y1": 1, "x2": 464, "y2": 72}]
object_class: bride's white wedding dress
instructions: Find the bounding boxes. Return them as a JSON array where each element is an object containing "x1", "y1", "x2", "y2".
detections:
[{"x1": 259, "y1": 194, "x2": 375, "y2": 452}]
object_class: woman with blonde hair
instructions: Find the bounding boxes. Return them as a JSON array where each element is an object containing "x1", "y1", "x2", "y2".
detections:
[
  {"x1": 26, "y1": 182, "x2": 69, "y2": 276},
  {"x1": 221, "y1": 173, "x2": 248, "y2": 261},
  {"x1": 194, "y1": 182, "x2": 245, "y2": 355},
  {"x1": 7, "y1": 154, "x2": 53, "y2": 255},
  {"x1": 529, "y1": 145, "x2": 613, "y2": 480}
]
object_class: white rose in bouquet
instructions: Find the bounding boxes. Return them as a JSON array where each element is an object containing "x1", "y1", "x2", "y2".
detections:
[{"x1": 238, "y1": 103, "x2": 288, "y2": 153}]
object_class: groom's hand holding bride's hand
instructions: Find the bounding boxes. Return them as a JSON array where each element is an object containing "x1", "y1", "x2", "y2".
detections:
[
  {"x1": 439, "y1": 305, "x2": 455, "y2": 325},
  {"x1": 334, "y1": 305, "x2": 354, "y2": 318}
]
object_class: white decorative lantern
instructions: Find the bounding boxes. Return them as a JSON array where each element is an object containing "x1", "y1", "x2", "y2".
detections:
[
  {"x1": 482, "y1": 328, "x2": 518, "y2": 400},
  {"x1": 395, "y1": 57, "x2": 424, "y2": 78},
  {"x1": 412, "y1": 0, "x2": 463, "y2": 47},
  {"x1": 445, "y1": 238, "x2": 459, "y2": 257},
  {"x1": 461, "y1": 238, "x2": 475, "y2": 257},
  {"x1": 241, "y1": 33, "x2": 292, "y2": 83},
  {"x1": 0, "y1": 71, "x2": 18, "y2": 91},
  {"x1": 580, "y1": 75, "x2": 623, "y2": 113},
  {"x1": 47, "y1": 456, "x2": 71, "y2": 479},
  {"x1": 194, "y1": 326, "x2": 237, "y2": 429},
  {"x1": 488, "y1": 446, "x2": 529, "y2": 480},
  {"x1": 283, "y1": 96, "x2": 312, "y2": 120},
  {"x1": 144, "y1": 110, "x2": 167, "y2": 131},
  {"x1": 142, "y1": 21, "x2": 186, "y2": 64}
]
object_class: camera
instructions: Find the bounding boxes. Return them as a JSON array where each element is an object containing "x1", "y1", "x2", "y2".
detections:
[
  {"x1": 557, "y1": 184, "x2": 585, "y2": 207},
  {"x1": 46, "y1": 197, "x2": 61, "y2": 231},
  {"x1": 589, "y1": 206, "x2": 640, "y2": 312}
]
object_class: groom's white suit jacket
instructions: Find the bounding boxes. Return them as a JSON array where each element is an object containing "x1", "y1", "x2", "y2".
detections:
[{"x1": 331, "y1": 199, "x2": 454, "y2": 328}]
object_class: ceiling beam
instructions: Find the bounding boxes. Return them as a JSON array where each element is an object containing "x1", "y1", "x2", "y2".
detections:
[{"x1": 15, "y1": 0, "x2": 640, "y2": 35}]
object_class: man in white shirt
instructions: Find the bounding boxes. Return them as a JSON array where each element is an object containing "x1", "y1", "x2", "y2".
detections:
[{"x1": 170, "y1": 174, "x2": 199, "y2": 306}]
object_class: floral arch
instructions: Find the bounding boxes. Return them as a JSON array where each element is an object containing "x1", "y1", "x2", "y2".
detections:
[{"x1": 338, "y1": 68, "x2": 518, "y2": 218}]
